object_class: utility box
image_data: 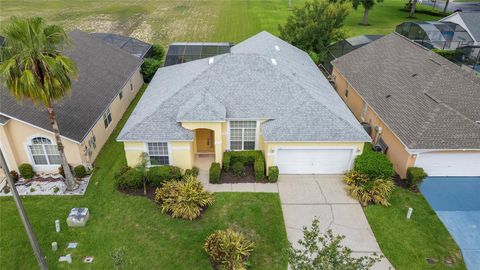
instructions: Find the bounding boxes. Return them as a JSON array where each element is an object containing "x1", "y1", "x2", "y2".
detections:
[{"x1": 67, "y1": 208, "x2": 90, "y2": 227}]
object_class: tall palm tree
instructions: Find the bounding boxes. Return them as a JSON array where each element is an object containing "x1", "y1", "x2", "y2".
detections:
[{"x1": 0, "y1": 17, "x2": 78, "y2": 190}]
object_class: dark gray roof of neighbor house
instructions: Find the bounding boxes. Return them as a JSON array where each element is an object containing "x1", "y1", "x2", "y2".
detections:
[
  {"x1": 332, "y1": 33, "x2": 480, "y2": 150},
  {"x1": 90, "y1": 33, "x2": 152, "y2": 58},
  {"x1": 345, "y1": 35, "x2": 383, "y2": 48},
  {"x1": 0, "y1": 115, "x2": 10, "y2": 125},
  {"x1": 459, "y1": 12, "x2": 480, "y2": 41},
  {"x1": 118, "y1": 31, "x2": 370, "y2": 143},
  {"x1": 0, "y1": 29, "x2": 143, "y2": 142}
]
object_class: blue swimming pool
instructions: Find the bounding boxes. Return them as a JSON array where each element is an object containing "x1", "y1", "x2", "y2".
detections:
[{"x1": 420, "y1": 177, "x2": 480, "y2": 270}]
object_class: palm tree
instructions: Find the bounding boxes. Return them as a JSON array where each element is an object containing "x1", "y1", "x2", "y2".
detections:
[
  {"x1": 352, "y1": 0, "x2": 384, "y2": 25},
  {"x1": 0, "y1": 17, "x2": 78, "y2": 190}
]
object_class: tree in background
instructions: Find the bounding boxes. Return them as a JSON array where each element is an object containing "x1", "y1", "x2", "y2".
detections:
[
  {"x1": 279, "y1": 0, "x2": 349, "y2": 61},
  {"x1": 141, "y1": 44, "x2": 164, "y2": 82},
  {"x1": 443, "y1": 0, "x2": 450, "y2": 13},
  {"x1": 352, "y1": 0, "x2": 384, "y2": 25},
  {"x1": 0, "y1": 17, "x2": 78, "y2": 190}
]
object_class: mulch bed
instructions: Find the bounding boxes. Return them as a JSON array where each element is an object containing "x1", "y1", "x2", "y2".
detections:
[
  {"x1": 219, "y1": 165, "x2": 269, "y2": 184},
  {"x1": 119, "y1": 184, "x2": 157, "y2": 201},
  {"x1": 393, "y1": 174, "x2": 409, "y2": 189}
]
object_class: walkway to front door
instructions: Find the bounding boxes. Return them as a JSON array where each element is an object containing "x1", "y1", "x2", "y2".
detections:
[{"x1": 278, "y1": 175, "x2": 393, "y2": 270}]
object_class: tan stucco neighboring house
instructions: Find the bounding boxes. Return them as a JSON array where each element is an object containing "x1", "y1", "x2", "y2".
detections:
[
  {"x1": 331, "y1": 33, "x2": 480, "y2": 178},
  {"x1": 0, "y1": 30, "x2": 144, "y2": 173},
  {"x1": 118, "y1": 31, "x2": 370, "y2": 175}
]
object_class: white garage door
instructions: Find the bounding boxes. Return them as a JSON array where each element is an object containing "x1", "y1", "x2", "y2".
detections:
[
  {"x1": 276, "y1": 148, "x2": 354, "y2": 174},
  {"x1": 415, "y1": 152, "x2": 480, "y2": 176}
]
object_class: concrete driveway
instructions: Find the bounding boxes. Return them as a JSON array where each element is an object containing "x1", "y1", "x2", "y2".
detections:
[{"x1": 278, "y1": 175, "x2": 393, "y2": 269}]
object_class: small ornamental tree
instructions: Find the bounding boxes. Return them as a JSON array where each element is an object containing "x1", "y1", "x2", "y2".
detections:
[{"x1": 288, "y1": 219, "x2": 382, "y2": 270}]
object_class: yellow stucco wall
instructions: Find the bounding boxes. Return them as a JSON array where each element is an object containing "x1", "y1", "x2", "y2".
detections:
[
  {"x1": 333, "y1": 67, "x2": 416, "y2": 178},
  {"x1": 170, "y1": 141, "x2": 193, "y2": 170},
  {"x1": 81, "y1": 68, "x2": 143, "y2": 165},
  {"x1": 123, "y1": 141, "x2": 146, "y2": 167},
  {"x1": 0, "y1": 118, "x2": 82, "y2": 173},
  {"x1": 263, "y1": 141, "x2": 365, "y2": 170},
  {"x1": 181, "y1": 122, "x2": 224, "y2": 164}
]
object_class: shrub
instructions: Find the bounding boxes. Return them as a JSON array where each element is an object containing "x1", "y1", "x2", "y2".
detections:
[
  {"x1": 151, "y1": 44, "x2": 165, "y2": 61},
  {"x1": 115, "y1": 167, "x2": 143, "y2": 189},
  {"x1": 354, "y1": 144, "x2": 394, "y2": 179},
  {"x1": 432, "y1": 49, "x2": 460, "y2": 61},
  {"x1": 254, "y1": 159, "x2": 265, "y2": 180},
  {"x1": 184, "y1": 166, "x2": 200, "y2": 178},
  {"x1": 232, "y1": 161, "x2": 246, "y2": 177},
  {"x1": 9, "y1": 170, "x2": 19, "y2": 183},
  {"x1": 222, "y1": 151, "x2": 266, "y2": 180},
  {"x1": 268, "y1": 166, "x2": 279, "y2": 182},
  {"x1": 222, "y1": 153, "x2": 232, "y2": 171},
  {"x1": 74, "y1": 165, "x2": 87, "y2": 178},
  {"x1": 140, "y1": 58, "x2": 162, "y2": 82},
  {"x1": 344, "y1": 170, "x2": 394, "y2": 206},
  {"x1": 53, "y1": 186, "x2": 60, "y2": 193},
  {"x1": 209, "y1": 162, "x2": 221, "y2": 183},
  {"x1": 154, "y1": 176, "x2": 214, "y2": 220},
  {"x1": 204, "y1": 229, "x2": 255, "y2": 270},
  {"x1": 147, "y1": 166, "x2": 182, "y2": 187},
  {"x1": 406, "y1": 167, "x2": 428, "y2": 189},
  {"x1": 18, "y1": 163, "x2": 34, "y2": 179}
]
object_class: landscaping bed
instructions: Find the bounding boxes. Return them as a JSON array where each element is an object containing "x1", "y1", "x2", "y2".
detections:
[{"x1": 219, "y1": 165, "x2": 269, "y2": 184}]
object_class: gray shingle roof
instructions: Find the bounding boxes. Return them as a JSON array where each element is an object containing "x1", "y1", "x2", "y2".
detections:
[
  {"x1": 0, "y1": 30, "x2": 143, "y2": 142},
  {"x1": 458, "y1": 12, "x2": 480, "y2": 42},
  {"x1": 332, "y1": 33, "x2": 480, "y2": 150},
  {"x1": 118, "y1": 31, "x2": 369, "y2": 143}
]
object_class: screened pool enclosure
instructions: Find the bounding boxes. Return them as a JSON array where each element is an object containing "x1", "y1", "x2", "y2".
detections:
[
  {"x1": 164, "y1": 42, "x2": 233, "y2": 66},
  {"x1": 395, "y1": 21, "x2": 474, "y2": 50}
]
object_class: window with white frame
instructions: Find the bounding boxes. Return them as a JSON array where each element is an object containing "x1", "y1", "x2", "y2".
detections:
[
  {"x1": 28, "y1": 137, "x2": 61, "y2": 165},
  {"x1": 230, "y1": 121, "x2": 256, "y2": 150},
  {"x1": 103, "y1": 108, "x2": 112, "y2": 128},
  {"x1": 147, "y1": 142, "x2": 169, "y2": 165}
]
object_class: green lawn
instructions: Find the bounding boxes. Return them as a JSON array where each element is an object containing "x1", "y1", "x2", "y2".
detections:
[
  {"x1": 0, "y1": 0, "x2": 446, "y2": 45},
  {"x1": 364, "y1": 188, "x2": 466, "y2": 270},
  {"x1": 0, "y1": 85, "x2": 289, "y2": 269}
]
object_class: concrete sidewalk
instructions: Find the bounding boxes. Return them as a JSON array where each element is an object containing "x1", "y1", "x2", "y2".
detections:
[
  {"x1": 278, "y1": 175, "x2": 394, "y2": 270},
  {"x1": 197, "y1": 167, "x2": 278, "y2": 193}
]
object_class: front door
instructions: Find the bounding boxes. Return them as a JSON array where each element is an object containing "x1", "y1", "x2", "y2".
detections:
[{"x1": 196, "y1": 129, "x2": 214, "y2": 153}]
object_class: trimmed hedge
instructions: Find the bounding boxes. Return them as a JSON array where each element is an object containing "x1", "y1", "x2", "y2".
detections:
[
  {"x1": 74, "y1": 165, "x2": 87, "y2": 178},
  {"x1": 232, "y1": 161, "x2": 246, "y2": 177},
  {"x1": 184, "y1": 166, "x2": 199, "y2": 178},
  {"x1": 147, "y1": 165, "x2": 182, "y2": 187},
  {"x1": 268, "y1": 166, "x2": 279, "y2": 182},
  {"x1": 209, "y1": 162, "x2": 221, "y2": 183},
  {"x1": 18, "y1": 163, "x2": 35, "y2": 179},
  {"x1": 115, "y1": 167, "x2": 143, "y2": 189},
  {"x1": 406, "y1": 167, "x2": 428, "y2": 189},
  {"x1": 222, "y1": 151, "x2": 265, "y2": 180},
  {"x1": 354, "y1": 144, "x2": 394, "y2": 179}
]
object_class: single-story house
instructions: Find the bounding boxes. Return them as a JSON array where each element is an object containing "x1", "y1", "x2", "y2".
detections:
[
  {"x1": 331, "y1": 33, "x2": 480, "y2": 178},
  {"x1": 0, "y1": 29, "x2": 144, "y2": 173},
  {"x1": 118, "y1": 31, "x2": 370, "y2": 175},
  {"x1": 440, "y1": 12, "x2": 480, "y2": 45}
]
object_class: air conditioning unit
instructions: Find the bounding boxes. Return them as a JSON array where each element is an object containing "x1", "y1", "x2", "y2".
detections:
[{"x1": 374, "y1": 137, "x2": 388, "y2": 153}]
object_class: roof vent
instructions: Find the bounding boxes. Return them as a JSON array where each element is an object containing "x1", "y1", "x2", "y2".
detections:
[
  {"x1": 411, "y1": 73, "x2": 417, "y2": 77},
  {"x1": 385, "y1": 94, "x2": 392, "y2": 98},
  {"x1": 475, "y1": 121, "x2": 480, "y2": 125},
  {"x1": 271, "y1": 58, "x2": 277, "y2": 66},
  {"x1": 208, "y1": 57, "x2": 214, "y2": 65},
  {"x1": 274, "y1": 45, "x2": 280, "y2": 51}
]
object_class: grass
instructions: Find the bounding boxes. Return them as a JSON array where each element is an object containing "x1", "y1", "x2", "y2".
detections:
[
  {"x1": 0, "y1": 85, "x2": 289, "y2": 269},
  {"x1": 364, "y1": 188, "x2": 466, "y2": 270},
  {"x1": 0, "y1": 0, "x2": 446, "y2": 45}
]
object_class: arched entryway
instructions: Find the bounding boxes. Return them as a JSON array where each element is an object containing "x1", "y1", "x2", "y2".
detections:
[{"x1": 194, "y1": 129, "x2": 215, "y2": 170}]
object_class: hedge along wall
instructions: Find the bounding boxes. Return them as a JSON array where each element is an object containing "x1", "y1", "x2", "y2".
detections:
[{"x1": 222, "y1": 151, "x2": 265, "y2": 180}]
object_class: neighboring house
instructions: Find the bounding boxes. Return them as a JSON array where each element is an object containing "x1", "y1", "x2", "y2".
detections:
[
  {"x1": 331, "y1": 33, "x2": 480, "y2": 178},
  {"x1": 440, "y1": 12, "x2": 480, "y2": 45},
  {"x1": 323, "y1": 35, "x2": 383, "y2": 74},
  {"x1": 90, "y1": 32, "x2": 153, "y2": 58},
  {"x1": 0, "y1": 30, "x2": 144, "y2": 173},
  {"x1": 118, "y1": 31, "x2": 370, "y2": 175},
  {"x1": 164, "y1": 42, "x2": 233, "y2": 66}
]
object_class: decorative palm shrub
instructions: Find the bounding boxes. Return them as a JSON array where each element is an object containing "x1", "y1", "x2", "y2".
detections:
[
  {"x1": 204, "y1": 228, "x2": 255, "y2": 270},
  {"x1": 354, "y1": 144, "x2": 394, "y2": 179},
  {"x1": 406, "y1": 167, "x2": 428, "y2": 190},
  {"x1": 18, "y1": 163, "x2": 35, "y2": 179},
  {"x1": 232, "y1": 161, "x2": 246, "y2": 177},
  {"x1": 268, "y1": 166, "x2": 279, "y2": 182},
  {"x1": 209, "y1": 162, "x2": 221, "y2": 183},
  {"x1": 344, "y1": 170, "x2": 394, "y2": 206},
  {"x1": 154, "y1": 176, "x2": 214, "y2": 220},
  {"x1": 115, "y1": 167, "x2": 143, "y2": 189},
  {"x1": 74, "y1": 165, "x2": 87, "y2": 178}
]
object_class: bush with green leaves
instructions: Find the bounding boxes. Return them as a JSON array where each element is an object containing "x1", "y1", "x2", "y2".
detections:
[
  {"x1": 268, "y1": 166, "x2": 279, "y2": 182},
  {"x1": 18, "y1": 163, "x2": 35, "y2": 179},
  {"x1": 154, "y1": 176, "x2": 214, "y2": 220},
  {"x1": 74, "y1": 165, "x2": 87, "y2": 178},
  {"x1": 288, "y1": 218, "x2": 381, "y2": 270},
  {"x1": 354, "y1": 144, "x2": 394, "y2": 179},
  {"x1": 147, "y1": 165, "x2": 182, "y2": 187},
  {"x1": 204, "y1": 228, "x2": 255, "y2": 270},
  {"x1": 343, "y1": 170, "x2": 394, "y2": 206},
  {"x1": 222, "y1": 151, "x2": 265, "y2": 180},
  {"x1": 406, "y1": 167, "x2": 428, "y2": 189},
  {"x1": 209, "y1": 162, "x2": 221, "y2": 183},
  {"x1": 184, "y1": 166, "x2": 200, "y2": 178},
  {"x1": 115, "y1": 167, "x2": 143, "y2": 190},
  {"x1": 140, "y1": 58, "x2": 162, "y2": 82},
  {"x1": 151, "y1": 44, "x2": 165, "y2": 61},
  {"x1": 232, "y1": 161, "x2": 246, "y2": 177}
]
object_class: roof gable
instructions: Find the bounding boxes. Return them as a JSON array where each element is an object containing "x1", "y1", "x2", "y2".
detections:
[{"x1": 177, "y1": 92, "x2": 226, "y2": 122}]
